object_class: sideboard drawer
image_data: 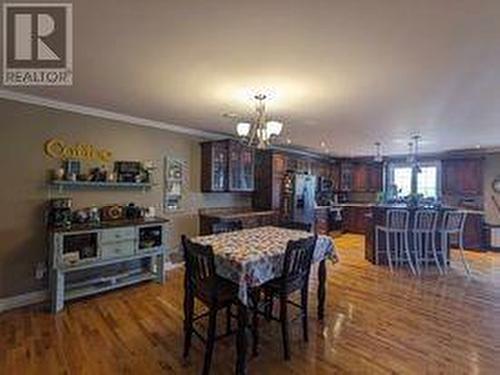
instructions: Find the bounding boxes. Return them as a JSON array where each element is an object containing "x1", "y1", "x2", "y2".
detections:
[
  {"x1": 101, "y1": 240, "x2": 136, "y2": 259},
  {"x1": 101, "y1": 227, "x2": 136, "y2": 244}
]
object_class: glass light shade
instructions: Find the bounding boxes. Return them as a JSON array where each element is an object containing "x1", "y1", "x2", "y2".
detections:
[
  {"x1": 265, "y1": 121, "x2": 283, "y2": 136},
  {"x1": 236, "y1": 122, "x2": 251, "y2": 137}
]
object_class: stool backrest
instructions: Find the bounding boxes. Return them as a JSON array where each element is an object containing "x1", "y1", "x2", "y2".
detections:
[
  {"x1": 414, "y1": 210, "x2": 438, "y2": 231},
  {"x1": 386, "y1": 209, "x2": 410, "y2": 230},
  {"x1": 442, "y1": 211, "x2": 467, "y2": 233}
]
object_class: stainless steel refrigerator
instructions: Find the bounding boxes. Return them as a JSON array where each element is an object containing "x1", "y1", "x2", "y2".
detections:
[{"x1": 292, "y1": 174, "x2": 317, "y2": 225}]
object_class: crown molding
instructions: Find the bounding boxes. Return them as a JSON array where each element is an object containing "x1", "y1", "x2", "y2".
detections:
[{"x1": 0, "y1": 89, "x2": 225, "y2": 140}]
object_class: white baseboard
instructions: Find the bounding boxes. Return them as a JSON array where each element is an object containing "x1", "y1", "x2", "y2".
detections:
[{"x1": 0, "y1": 290, "x2": 48, "y2": 313}]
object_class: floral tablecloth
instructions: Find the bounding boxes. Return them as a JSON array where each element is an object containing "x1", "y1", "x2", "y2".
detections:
[{"x1": 192, "y1": 226, "x2": 339, "y2": 304}]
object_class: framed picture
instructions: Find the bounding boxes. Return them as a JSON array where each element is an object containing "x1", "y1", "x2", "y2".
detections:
[{"x1": 164, "y1": 157, "x2": 187, "y2": 211}]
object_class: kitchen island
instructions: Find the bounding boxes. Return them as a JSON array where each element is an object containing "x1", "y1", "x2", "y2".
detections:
[{"x1": 364, "y1": 204, "x2": 484, "y2": 264}]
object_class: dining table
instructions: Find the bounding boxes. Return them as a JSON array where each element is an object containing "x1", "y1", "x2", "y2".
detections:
[{"x1": 192, "y1": 225, "x2": 339, "y2": 374}]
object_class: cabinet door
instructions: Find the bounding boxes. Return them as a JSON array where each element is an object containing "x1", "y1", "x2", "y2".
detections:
[
  {"x1": 368, "y1": 164, "x2": 383, "y2": 192},
  {"x1": 442, "y1": 159, "x2": 483, "y2": 195},
  {"x1": 340, "y1": 164, "x2": 353, "y2": 191},
  {"x1": 352, "y1": 164, "x2": 369, "y2": 192},
  {"x1": 211, "y1": 142, "x2": 228, "y2": 191},
  {"x1": 229, "y1": 141, "x2": 254, "y2": 191}
]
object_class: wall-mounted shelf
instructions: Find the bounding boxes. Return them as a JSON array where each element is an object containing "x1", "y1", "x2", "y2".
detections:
[{"x1": 50, "y1": 180, "x2": 153, "y2": 192}]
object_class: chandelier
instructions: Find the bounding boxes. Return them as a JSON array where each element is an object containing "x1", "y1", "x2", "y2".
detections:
[{"x1": 235, "y1": 94, "x2": 283, "y2": 149}]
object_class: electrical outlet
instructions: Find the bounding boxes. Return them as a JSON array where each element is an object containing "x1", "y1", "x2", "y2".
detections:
[{"x1": 35, "y1": 262, "x2": 47, "y2": 280}]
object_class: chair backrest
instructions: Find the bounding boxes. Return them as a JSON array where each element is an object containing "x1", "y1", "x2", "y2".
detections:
[
  {"x1": 414, "y1": 210, "x2": 438, "y2": 231},
  {"x1": 279, "y1": 221, "x2": 312, "y2": 232},
  {"x1": 281, "y1": 236, "x2": 317, "y2": 290},
  {"x1": 386, "y1": 209, "x2": 409, "y2": 231},
  {"x1": 181, "y1": 235, "x2": 216, "y2": 292},
  {"x1": 212, "y1": 220, "x2": 243, "y2": 234},
  {"x1": 442, "y1": 211, "x2": 467, "y2": 233}
]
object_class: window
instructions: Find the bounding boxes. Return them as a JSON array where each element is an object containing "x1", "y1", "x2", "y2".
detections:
[
  {"x1": 388, "y1": 162, "x2": 440, "y2": 199},
  {"x1": 417, "y1": 166, "x2": 438, "y2": 198},
  {"x1": 393, "y1": 167, "x2": 412, "y2": 197}
]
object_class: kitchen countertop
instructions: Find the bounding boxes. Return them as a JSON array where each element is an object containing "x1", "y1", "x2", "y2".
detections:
[{"x1": 315, "y1": 203, "x2": 484, "y2": 215}]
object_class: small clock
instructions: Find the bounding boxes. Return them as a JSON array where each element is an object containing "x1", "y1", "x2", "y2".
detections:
[{"x1": 493, "y1": 177, "x2": 500, "y2": 194}]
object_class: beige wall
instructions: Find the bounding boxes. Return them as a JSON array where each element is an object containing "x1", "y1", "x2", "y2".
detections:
[
  {"x1": 484, "y1": 153, "x2": 500, "y2": 225},
  {"x1": 0, "y1": 99, "x2": 250, "y2": 298}
]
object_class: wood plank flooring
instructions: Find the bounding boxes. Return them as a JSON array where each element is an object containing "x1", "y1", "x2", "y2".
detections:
[{"x1": 1, "y1": 234, "x2": 500, "y2": 374}]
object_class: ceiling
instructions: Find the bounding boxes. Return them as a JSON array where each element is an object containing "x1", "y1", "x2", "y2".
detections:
[{"x1": 5, "y1": 0, "x2": 500, "y2": 156}]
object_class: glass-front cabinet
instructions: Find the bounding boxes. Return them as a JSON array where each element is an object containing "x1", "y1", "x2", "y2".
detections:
[
  {"x1": 229, "y1": 141, "x2": 254, "y2": 191},
  {"x1": 201, "y1": 140, "x2": 254, "y2": 192}
]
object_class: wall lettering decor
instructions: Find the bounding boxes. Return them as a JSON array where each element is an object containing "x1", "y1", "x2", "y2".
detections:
[{"x1": 44, "y1": 138, "x2": 112, "y2": 162}]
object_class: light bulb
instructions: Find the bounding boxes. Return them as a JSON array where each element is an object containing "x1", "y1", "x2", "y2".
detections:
[
  {"x1": 236, "y1": 122, "x2": 251, "y2": 137},
  {"x1": 265, "y1": 121, "x2": 283, "y2": 136}
]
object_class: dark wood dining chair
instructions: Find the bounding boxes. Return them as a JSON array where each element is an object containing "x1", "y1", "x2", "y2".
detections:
[
  {"x1": 257, "y1": 235, "x2": 317, "y2": 360},
  {"x1": 181, "y1": 235, "x2": 240, "y2": 375},
  {"x1": 278, "y1": 221, "x2": 312, "y2": 232},
  {"x1": 211, "y1": 219, "x2": 243, "y2": 234}
]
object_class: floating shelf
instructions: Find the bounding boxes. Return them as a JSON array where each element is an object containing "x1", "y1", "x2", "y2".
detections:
[{"x1": 50, "y1": 180, "x2": 153, "y2": 190}]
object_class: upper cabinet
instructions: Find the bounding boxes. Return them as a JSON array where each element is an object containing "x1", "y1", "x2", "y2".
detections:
[
  {"x1": 201, "y1": 140, "x2": 254, "y2": 193},
  {"x1": 343, "y1": 162, "x2": 383, "y2": 193},
  {"x1": 442, "y1": 158, "x2": 483, "y2": 196},
  {"x1": 228, "y1": 141, "x2": 255, "y2": 192}
]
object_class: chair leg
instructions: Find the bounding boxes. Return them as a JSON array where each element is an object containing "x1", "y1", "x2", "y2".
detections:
[
  {"x1": 441, "y1": 234, "x2": 449, "y2": 274},
  {"x1": 280, "y1": 294, "x2": 290, "y2": 361},
  {"x1": 300, "y1": 285, "x2": 309, "y2": 342},
  {"x1": 385, "y1": 231, "x2": 394, "y2": 273},
  {"x1": 431, "y1": 232, "x2": 443, "y2": 275},
  {"x1": 458, "y1": 237, "x2": 472, "y2": 276},
  {"x1": 183, "y1": 288, "x2": 194, "y2": 359},
  {"x1": 251, "y1": 291, "x2": 260, "y2": 356},
  {"x1": 226, "y1": 305, "x2": 232, "y2": 335},
  {"x1": 202, "y1": 309, "x2": 218, "y2": 375},
  {"x1": 264, "y1": 290, "x2": 273, "y2": 321},
  {"x1": 404, "y1": 232, "x2": 417, "y2": 275}
]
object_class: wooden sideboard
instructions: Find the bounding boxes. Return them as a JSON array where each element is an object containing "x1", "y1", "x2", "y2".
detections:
[
  {"x1": 49, "y1": 218, "x2": 168, "y2": 312},
  {"x1": 199, "y1": 208, "x2": 277, "y2": 235}
]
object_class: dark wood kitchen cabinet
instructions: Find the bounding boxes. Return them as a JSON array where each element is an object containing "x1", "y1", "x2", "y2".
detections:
[
  {"x1": 350, "y1": 163, "x2": 383, "y2": 193},
  {"x1": 343, "y1": 206, "x2": 372, "y2": 234},
  {"x1": 442, "y1": 158, "x2": 483, "y2": 195},
  {"x1": 201, "y1": 140, "x2": 254, "y2": 192}
]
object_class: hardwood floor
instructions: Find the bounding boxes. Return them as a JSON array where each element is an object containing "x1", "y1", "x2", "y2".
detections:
[{"x1": 1, "y1": 234, "x2": 499, "y2": 374}]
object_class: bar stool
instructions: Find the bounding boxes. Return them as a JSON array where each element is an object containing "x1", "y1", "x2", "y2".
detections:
[
  {"x1": 439, "y1": 211, "x2": 471, "y2": 276},
  {"x1": 375, "y1": 209, "x2": 417, "y2": 275},
  {"x1": 413, "y1": 210, "x2": 440, "y2": 274}
]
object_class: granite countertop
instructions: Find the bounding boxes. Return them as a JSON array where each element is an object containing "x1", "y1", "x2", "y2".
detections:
[{"x1": 49, "y1": 217, "x2": 169, "y2": 233}]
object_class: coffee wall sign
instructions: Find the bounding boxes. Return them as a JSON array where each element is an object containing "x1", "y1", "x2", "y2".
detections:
[{"x1": 44, "y1": 139, "x2": 112, "y2": 162}]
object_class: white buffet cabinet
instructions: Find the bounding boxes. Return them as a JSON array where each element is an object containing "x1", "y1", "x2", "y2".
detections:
[{"x1": 49, "y1": 218, "x2": 168, "y2": 312}]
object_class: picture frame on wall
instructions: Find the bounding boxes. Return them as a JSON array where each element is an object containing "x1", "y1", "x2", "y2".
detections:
[{"x1": 164, "y1": 157, "x2": 187, "y2": 211}]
